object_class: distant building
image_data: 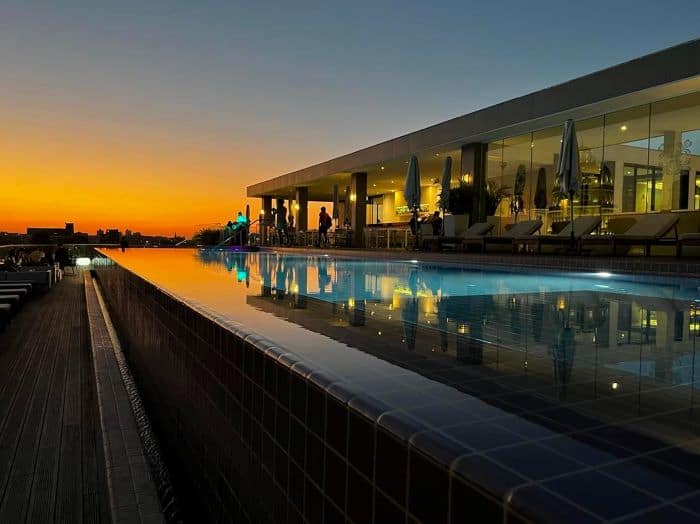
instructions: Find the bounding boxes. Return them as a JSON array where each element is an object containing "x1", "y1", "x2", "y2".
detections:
[
  {"x1": 26, "y1": 223, "x2": 78, "y2": 244},
  {"x1": 0, "y1": 232, "x2": 26, "y2": 245},
  {"x1": 98, "y1": 229, "x2": 121, "y2": 244}
]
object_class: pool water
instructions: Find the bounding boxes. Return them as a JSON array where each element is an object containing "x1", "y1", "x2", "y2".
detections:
[{"x1": 99, "y1": 248, "x2": 700, "y2": 521}]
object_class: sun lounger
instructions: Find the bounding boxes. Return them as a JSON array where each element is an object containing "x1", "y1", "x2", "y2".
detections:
[
  {"x1": 0, "y1": 302, "x2": 11, "y2": 330},
  {"x1": 0, "y1": 294, "x2": 22, "y2": 313},
  {"x1": 422, "y1": 222, "x2": 494, "y2": 251},
  {"x1": 464, "y1": 219, "x2": 542, "y2": 253},
  {"x1": 676, "y1": 233, "x2": 700, "y2": 257},
  {"x1": 515, "y1": 216, "x2": 602, "y2": 254},
  {"x1": 581, "y1": 213, "x2": 679, "y2": 256}
]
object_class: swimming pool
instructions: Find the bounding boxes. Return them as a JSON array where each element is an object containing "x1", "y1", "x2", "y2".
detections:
[{"x1": 97, "y1": 248, "x2": 700, "y2": 522}]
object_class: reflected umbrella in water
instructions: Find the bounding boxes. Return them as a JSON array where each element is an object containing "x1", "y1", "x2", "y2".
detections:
[
  {"x1": 402, "y1": 268, "x2": 419, "y2": 351},
  {"x1": 531, "y1": 301, "x2": 544, "y2": 343},
  {"x1": 549, "y1": 291, "x2": 576, "y2": 399},
  {"x1": 317, "y1": 256, "x2": 331, "y2": 295}
]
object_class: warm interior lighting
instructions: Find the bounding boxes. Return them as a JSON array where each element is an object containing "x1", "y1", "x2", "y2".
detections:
[
  {"x1": 260, "y1": 209, "x2": 265, "y2": 215},
  {"x1": 462, "y1": 172, "x2": 473, "y2": 185},
  {"x1": 611, "y1": 382, "x2": 619, "y2": 390},
  {"x1": 76, "y1": 257, "x2": 91, "y2": 266},
  {"x1": 620, "y1": 125, "x2": 628, "y2": 131},
  {"x1": 349, "y1": 193, "x2": 356, "y2": 202},
  {"x1": 380, "y1": 166, "x2": 385, "y2": 170},
  {"x1": 293, "y1": 203, "x2": 300, "y2": 211},
  {"x1": 557, "y1": 297, "x2": 566, "y2": 310}
]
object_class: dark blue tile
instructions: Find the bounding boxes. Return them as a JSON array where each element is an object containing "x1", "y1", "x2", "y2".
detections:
[
  {"x1": 492, "y1": 414, "x2": 559, "y2": 440},
  {"x1": 347, "y1": 466, "x2": 373, "y2": 524},
  {"x1": 539, "y1": 435, "x2": 617, "y2": 466},
  {"x1": 374, "y1": 489, "x2": 405, "y2": 524},
  {"x1": 408, "y1": 448, "x2": 449, "y2": 524},
  {"x1": 507, "y1": 485, "x2": 599, "y2": 524},
  {"x1": 450, "y1": 476, "x2": 503, "y2": 524},
  {"x1": 441, "y1": 421, "x2": 522, "y2": 451},
  {"x1": 452, "y1": 454, "x2": 527, "y2": 497},
  {"x1": 677, "y1": 492, "x2": 700, "y2": 514},
  {"x1": 348, "y1": 411, "x2": 375, "y2": 478},
  {"x1": 647, "y1": 446, "x2": 700, "y2": 480},
  {"x1": 602, "y1": 458, "x2": 700, "y2": 499},
  {"x1": 543, "y1": 470, "x2": 660, "y2": 520},
  {"x1": 487, "y1": 442, "x2": 585, "y2": 481},
  {"x1": 617, "y1": 505, "x2": 700, "y2": 523},
  {"x1": 375, "y1": 427, "x2": 408, "y2": 505}
]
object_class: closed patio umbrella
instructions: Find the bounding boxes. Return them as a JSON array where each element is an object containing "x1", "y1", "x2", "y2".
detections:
[
  {"x1": 439, "y1": 156, "x2": 452, "y2": 211},
  {"x1": 332, "y1": 184, "x2": 339, "y2": 220},
  {"x1": 556, "y1": 119, "x2": 580, "y2": 249},
  {"x1": 439, "y1": 156, "x2": 452, "y2": 236},
  {"x1": 534, "y1": 167, "x2": 548, "y2": 210},
  {"x1": 404, "y1": 155, "x2": 421, "y2": 236}
]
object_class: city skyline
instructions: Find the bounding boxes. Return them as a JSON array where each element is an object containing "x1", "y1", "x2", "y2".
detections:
[{"x1": 3, "y1": 1, "x2": 699, "y2": 235}]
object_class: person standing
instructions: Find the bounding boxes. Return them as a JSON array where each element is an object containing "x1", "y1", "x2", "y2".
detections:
[{"x1": 318, "y1": 206, "x2": 332, "y2": 247}]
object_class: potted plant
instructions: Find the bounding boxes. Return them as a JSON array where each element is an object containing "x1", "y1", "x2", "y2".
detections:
[
  {"x1": 485, "y1": 180, "x2": 511, "y2": 216},
  {"x1": 445, "y1": 183, "x2": 474, "y2": 235}
]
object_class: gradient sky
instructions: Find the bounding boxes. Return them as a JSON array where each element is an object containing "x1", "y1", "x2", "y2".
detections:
[{"x1": 3, "y1": 1, "x2": 699, "y2": 236}]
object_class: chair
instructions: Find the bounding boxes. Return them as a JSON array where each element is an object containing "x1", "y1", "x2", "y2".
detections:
[
  {"x1": 515, "y1": 216, "x2": 602, "y2": 254},
  {"x1": 581, "y1": 213, "x2": 679, "y2": 256},
  {"x1": 465, "y1": 220, "x2": 542, "y2": 253},
  {"x1": 422, "y1": 222, "x2": 494, "y2": 251},
  {"x1": 676, "y1": 233, "x2": 700, "y2": 257}
]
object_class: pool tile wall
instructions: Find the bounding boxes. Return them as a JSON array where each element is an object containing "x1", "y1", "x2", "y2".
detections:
[{"x1": 94, "y1": 262, "x2": 534, "y2": 524}]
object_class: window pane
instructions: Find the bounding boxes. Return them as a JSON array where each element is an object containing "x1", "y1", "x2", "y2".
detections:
[
  {"x1": 603, "y1": 104, "x2": 651, "y2": 215},
  {"x1": 650, "y1": 92, "x2": 700, "y2": 211}
]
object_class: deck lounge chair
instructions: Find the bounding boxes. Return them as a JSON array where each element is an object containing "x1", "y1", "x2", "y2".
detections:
[
  {"x1": 581, "y1": 213, "x2": 679, "y2": 256},
  {"x1": 676, "y1": 233, "x2": 700, "y2": 257},
  {"x1": 464, "y1": 219, "x2": 542, "y2": 253},
  {"x1": 515, "y1": 216, "x2": 602, "y2": 254},
  {"x1": 422, "y1": 222, "x2": 494, "y2": 251}
]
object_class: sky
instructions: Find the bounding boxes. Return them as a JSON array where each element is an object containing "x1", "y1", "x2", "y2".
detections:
[{"x1": 2, "y1": 0, "x2": 699, "y2": 236}]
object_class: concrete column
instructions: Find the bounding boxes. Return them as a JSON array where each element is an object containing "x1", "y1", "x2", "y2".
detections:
[
  {"x1": 461, "y1": 143, "x2": 488, "y2": 224},
  {"x1": 296, "y1": 187, "x2": 308, "y2": 232},
  {"x1": 350, "y1": 172, "x2": 367, "y2": 247},
  {"x1": 262, "y1": 196, "x2": 272, "y2": 244}
]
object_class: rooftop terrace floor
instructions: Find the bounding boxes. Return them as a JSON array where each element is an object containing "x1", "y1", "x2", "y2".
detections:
[{"x1": 0, "y1": 275, "x2": 110, "y2": 523}]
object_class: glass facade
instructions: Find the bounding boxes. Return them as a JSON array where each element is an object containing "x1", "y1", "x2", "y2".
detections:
[{"x1": 486, "y1": 91, "x2": 700, "y2": 233}]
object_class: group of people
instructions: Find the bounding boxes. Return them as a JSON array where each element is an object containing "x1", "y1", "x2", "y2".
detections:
[
  {"x1": 225, "y1": 211, "x2": 250, "y2": 246},
  {"x1": 0, "y1": 245, "x2": 71, "y2": 271},
  {"x1": 409, "y1": 211, "x2": 443, "y2": 236}
]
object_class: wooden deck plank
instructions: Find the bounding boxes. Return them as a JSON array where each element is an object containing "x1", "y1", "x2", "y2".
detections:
[{"x1": 0, "y1": 276, "x2": 110, "y2": 523}]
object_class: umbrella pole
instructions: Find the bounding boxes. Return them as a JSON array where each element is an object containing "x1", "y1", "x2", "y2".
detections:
[{"x1": 569, "y1": 190, "x2": 575, "y2": 251}]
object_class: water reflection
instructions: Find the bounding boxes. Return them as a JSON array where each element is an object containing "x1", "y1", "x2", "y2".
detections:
[
  {"x1": 200, "y1": 253, "x2": 700, "y2": 420},
  {"x1": 103, "y1": 248, "x2": 700, "y2": 451}
]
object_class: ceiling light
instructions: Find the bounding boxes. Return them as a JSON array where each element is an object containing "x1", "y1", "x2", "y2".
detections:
[
  {"x1": 620, "y1": 125, "x2": 628, "y2": 132},
  {"x1": 380, "y1": 166, "x2": 385, "y2": 170}
]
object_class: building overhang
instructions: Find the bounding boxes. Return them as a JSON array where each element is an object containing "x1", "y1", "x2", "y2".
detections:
[{"x1": 248, "y1": 39, "x2": 700, "y2": 200}]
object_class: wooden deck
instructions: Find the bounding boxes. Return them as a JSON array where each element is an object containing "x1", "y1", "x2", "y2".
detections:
[{"x1": 0, "y1": 274, "x2": 110, "y2": 523}]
